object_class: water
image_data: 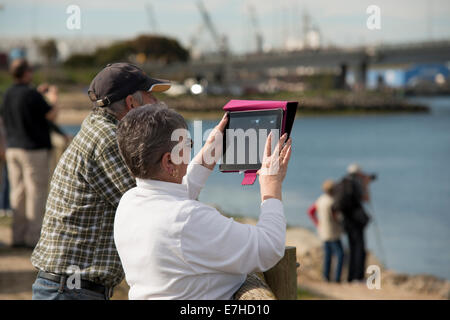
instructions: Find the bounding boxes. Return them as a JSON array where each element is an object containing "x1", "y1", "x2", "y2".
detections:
[{"x1": 63, "y1": 96, "x2": 450, "y2": 280}]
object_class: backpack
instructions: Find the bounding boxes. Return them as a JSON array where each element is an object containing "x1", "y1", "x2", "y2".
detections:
[
  {"x1": 332, "y1": 177, "x2": 358, "y2": 213},
  {"x1": 332, "y1": 176, "x2": 370, "y2": 228}
]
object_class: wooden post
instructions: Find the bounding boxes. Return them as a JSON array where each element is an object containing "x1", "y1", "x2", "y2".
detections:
[
  {"x1": 263, "y1": 246, "x2": 297, "y2": 300},
  {"x1": 234, "y1": 273, "x2": 276, "y2": 300}
]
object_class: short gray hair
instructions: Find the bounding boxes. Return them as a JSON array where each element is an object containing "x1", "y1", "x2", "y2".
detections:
[
  {"x1": 107, "y1": 91, "x2": 143, "y2": 117},
  {"x1": 117, "y1": 103, "x2": 187, "y2": 179}
]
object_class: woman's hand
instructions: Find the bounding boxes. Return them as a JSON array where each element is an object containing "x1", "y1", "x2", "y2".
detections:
[
  {"x1": 193, "y1": 113, "x2": 228, "y2": 170},
  {"x1": 258, "y1": 132, "x2": 292, "y2": 202}
]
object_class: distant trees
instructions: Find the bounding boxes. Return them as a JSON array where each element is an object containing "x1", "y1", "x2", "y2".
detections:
[
  {"x1": 64, "y1": 34, "x2": 189, "y2": 68},
  {"x1": 130, "y1": 35, "x2": 189, "y2": 64},
  {"x1": 94, "y1": 42, "x2": 134, "y2": 66},
  {"x1": 38, "y1": 39, "x2": 58, "y2": 65},
  {"x1": 62, "y1": 53, "x2": 96, "y2": 68}
]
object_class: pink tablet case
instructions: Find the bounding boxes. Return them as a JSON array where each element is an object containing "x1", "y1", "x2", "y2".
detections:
[{"x1": 222, "y1": 100, "x2": 298, "y2": 186}]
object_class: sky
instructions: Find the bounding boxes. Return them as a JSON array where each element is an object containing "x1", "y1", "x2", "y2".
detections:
[{"x1": 1, "y1": 0, "x2": 450, "y2": 54}]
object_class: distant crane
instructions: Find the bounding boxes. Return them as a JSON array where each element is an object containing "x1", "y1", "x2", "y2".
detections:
[
  {"x1": 302, "y1": 8, "x2": 310, "y2": 47},
  {"x1": 196, "y1": 0, "x2": 229, "y2": 54},
  {"x1": 188, "y1": 24, "x2": 205, "y2": 59},
  {"x1": 302, "y1": 8, "x2": 321, "y2": 50},
  {"x1": 247, "y1": 4, "x2": 263, "y2": 53},
  {"x1": 145, "y1": 3, "x2": 158, "y2": 33},
  {"x1": 195, "y1": 0, "x2": 231, "y2": 86}
]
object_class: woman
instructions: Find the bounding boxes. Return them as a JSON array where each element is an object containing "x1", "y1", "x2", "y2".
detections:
[
  {"x1": 114, "y1": 103, "x2": 292, "y2": 299},
  {"x1": 307, "y1": 180, "x2": 344, "y2": 282}
]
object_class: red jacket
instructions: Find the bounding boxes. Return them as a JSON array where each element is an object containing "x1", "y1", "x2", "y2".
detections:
[{"x1": 307, "y1": 203, "x2": 319, "y2": 226}]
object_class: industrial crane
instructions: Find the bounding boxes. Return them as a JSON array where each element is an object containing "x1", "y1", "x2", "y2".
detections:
[
  {"x1": 248, "y1": 4, "x2": 263, "y2": 53},
  {"x1": 145, "y1": 3, "x2": 158, "y2": 33},
  {"x1": 196, "y1": 0, "x2": 229, "y2": 55},
  {"x1": 195, "y1": 0, "x2": 231, "y2": 87}
]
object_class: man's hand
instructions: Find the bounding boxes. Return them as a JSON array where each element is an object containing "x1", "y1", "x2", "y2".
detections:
[
  {"x1": 193, "y1": 113, "x2": 228, "y2": 170},
  {"x1": 45, "y1": 85, "x2": 59, "y2": 106},
  {"x1": 44, "y1": 85, "x2": 59, "y2": 122},
  {"x1": 37, "y1": 83, "x2": 49, "y2": 94}
]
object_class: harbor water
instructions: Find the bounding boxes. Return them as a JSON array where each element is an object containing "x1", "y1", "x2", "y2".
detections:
[{"x1": 63, "y1": 96, "x2": 450, "y2": 280}]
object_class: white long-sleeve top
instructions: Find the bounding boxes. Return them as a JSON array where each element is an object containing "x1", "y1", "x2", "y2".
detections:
[{"x1": 114, "y1": 162, "x2": 286, "y2": 300}]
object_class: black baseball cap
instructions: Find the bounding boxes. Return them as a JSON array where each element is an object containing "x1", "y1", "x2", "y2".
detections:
[{"x1": 88, "y1": 62, "x2": 171, "y2": 107}]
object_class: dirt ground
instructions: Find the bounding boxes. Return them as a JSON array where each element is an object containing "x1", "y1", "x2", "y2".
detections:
[
  {"x1": 0, "y1": 223, "x2": 129, "y2": 300},
  {"x1": 0, "y1": 222, "x2": 447, "y2": 300}
]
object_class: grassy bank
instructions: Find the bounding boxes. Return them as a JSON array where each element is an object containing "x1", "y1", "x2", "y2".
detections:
[
  {"x1": 0, "y1": 68, "x2": 429, "y2": 126},
  {"x1": 49, "y1": 88, "x2": 430, "y2": 125},
  {"x1": 159, "y1": 89, "x2": 429, "y2": 112}
]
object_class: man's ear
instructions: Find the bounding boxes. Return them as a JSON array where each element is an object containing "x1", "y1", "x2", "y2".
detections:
[{"x1": 124, "y1": 95, "x2": 134, "y2": 110}]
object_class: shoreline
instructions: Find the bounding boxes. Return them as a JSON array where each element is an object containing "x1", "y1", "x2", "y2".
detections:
[
  {"x1": 54, "y1": 91, "x2": 429, "y2": 126},
  {"x1": 227, "y1": 215, "x2": 450, "y2": 300},
  {"x1": 0, "y1": 215, "x2": 448, "y2": 300},
  {"x1": 56, "y1": 108, "x2": 431, "y2": 126}
]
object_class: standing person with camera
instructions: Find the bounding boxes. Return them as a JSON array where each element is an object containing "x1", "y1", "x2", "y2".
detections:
[
  {"x1": 0, "y1": 58, "x2": 59, "y2": 248},
  {"x1": 332, "y1": 163, "x2": 375, "y2": 283}
]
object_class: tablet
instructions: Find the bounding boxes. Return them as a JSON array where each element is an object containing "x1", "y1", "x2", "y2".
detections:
[{"x1": 219, "y1": 108, "x2": 284, "y2": 172}]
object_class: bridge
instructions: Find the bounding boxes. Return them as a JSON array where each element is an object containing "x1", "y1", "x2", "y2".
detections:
[{"x1": 161, "y1": 40, "x2": 450, "y2": 88}]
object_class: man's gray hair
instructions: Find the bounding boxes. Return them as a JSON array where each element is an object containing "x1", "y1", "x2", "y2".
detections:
[
  {"x1": 107, "y1": 91, "x2": 143, "y2": 117},
  {"x1": 117, "y1": 103, "x2": 187, "y2": 179}
]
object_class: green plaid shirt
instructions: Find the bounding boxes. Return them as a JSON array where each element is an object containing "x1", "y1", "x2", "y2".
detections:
[{"x1": 31, "y1": 107, "x2": 136, "y2": 287}]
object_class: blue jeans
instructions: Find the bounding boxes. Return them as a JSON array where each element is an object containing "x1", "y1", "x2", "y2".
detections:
[
  {"x1": 0, "y1": 163, "x2": 10, "y2": 210},
  {"x1": 32, "y1": 277, "x2": 108, "y2": 300},
  {"x1": 323, "y1": 240, "x2": 344, "y2": 282}
]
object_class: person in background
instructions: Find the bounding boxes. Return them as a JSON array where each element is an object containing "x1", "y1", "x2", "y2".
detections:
[
  {"x1": 308, "y1": 179, "x2": 344, "y2": 282},
  {"x1": 36, "y1": 83, "x2": 71, "y2": 143},
  {"x1": 0, "y1": 59, "x2": 58, "y2": 248},
  {"x1": 0, "y1": 116, "x2": 10, "y2": 217},
  {"x1": 31, "y1": 62, "x2": 171, "y2": 300},
  {"x1": 0, "y1": 82, "x2": 67, "y2": 219},
  {"x1": 36, "y1": 83, "x2": 73, "y2": 174},
  {"x1": 0, "y1": 117, "x2": 5, "y2": 166},
  {"x1": 333, "y1": 163, "x2": 373, "y2": 283}
]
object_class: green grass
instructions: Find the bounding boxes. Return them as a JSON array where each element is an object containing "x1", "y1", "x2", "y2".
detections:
[
  {"x1": 297, "y1": 287, "x2": 325, "y2": 300},
  {"x1": 0, "y1": 215, "x2": 12, "y2": 227}
]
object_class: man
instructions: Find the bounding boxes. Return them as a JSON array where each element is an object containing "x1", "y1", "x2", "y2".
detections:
[
  {"x1": 0, "y1": 59, "x2": 58, "y2": 248},
  {"x1": 31, "y1": 62, "x2": 171, "y2": 300},
  {"x1": 0, "y1": 116, "x2": 9, "y2": 217},
  {"x1": 308, "y1": 179, "x2": 344, "y2": 282},
  {"x1": 333, "y1": 163, "x2": 373, "y2": 283}
]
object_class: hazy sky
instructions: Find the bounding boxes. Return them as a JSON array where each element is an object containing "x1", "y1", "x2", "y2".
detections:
[{"x1": 1, "y1": 0, "x2": 450, "y2": 53}]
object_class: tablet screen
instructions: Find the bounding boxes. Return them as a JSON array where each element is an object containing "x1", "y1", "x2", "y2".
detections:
[{"x1": 220, "y1": 109, "x2": 283, "y2": 171}]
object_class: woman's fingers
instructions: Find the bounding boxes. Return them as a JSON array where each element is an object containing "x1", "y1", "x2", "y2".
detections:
[
  {"x1": 264, "y1": 131, "x2": 273, "y2": 159},
  {"x1": 206, "y1": 113, "x2": 228, "y2": 145},
  {"x1": 260, "y1": 133, "x2": 289, "y2": 175},
  {"x1": 207, "y1": 113, "x2": 228, "y2": 144},
  {"x1": 279, "y1": 138, "x2": 291, "y2": 160},
  {"x1": 216, "y1": 112, "x2": 228, "y2": 133},
  {"x1": 282, "y1": 145, "x2": 292, "y2": 167},
  {"x1": 272, "y1": 133, "x2": 288, "y2": 158},
  {"x1": 279, "y1": 138, "x2": 292, "y2": 169}
]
